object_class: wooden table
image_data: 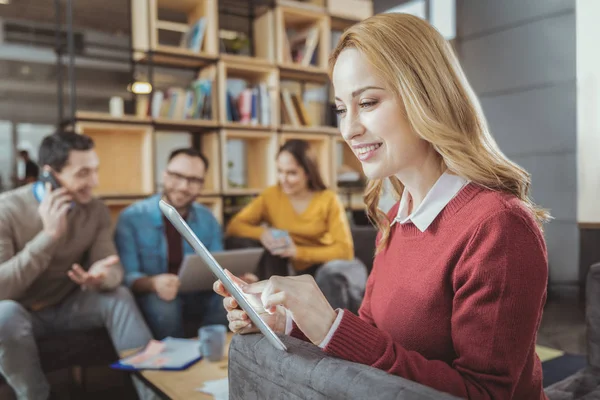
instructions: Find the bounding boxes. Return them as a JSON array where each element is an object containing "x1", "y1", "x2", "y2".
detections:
[{"x1": 121, "y1": 333, "x2": 233, "y2": 400}]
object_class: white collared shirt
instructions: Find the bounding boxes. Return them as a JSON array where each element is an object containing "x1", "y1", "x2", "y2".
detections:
[{"x1": 391, "y1": 172, "x2": 469, "y2": 232}]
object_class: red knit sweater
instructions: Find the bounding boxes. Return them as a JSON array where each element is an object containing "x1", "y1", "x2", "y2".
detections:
[{"x1": 291, "y1": 183, "x2": 548, "y2": 400}]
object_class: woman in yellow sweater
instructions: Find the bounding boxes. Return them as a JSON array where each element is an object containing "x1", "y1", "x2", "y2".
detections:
[{"x1": 225, "y1": 139, "x2": 367, "y2": 312}]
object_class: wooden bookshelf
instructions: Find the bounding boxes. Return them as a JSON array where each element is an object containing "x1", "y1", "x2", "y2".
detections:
[
  {"x1": 105, "y1": 198, "x2": 139, "y2": 226},
  {"x1": 196, "y1": 195, "x2": 224, "y2": 224},
  {"x1": 199, "y1": 131, "x2": 222, "y2": 194},
  {"x1": 217, "y1": 59, "x2": 279, "y2": 128},
  {"x1": 68, "y1": 0, "x2": 373, "y2": 223},
  {"x1": 276, "y1": 4, "x2": 331, "y2": 73},
  {"x1": 132, "y1": 0, "x2": 219, "y2": 63},
  {"x1": 221, "y1": 130, "x2": 277, "y2": 195},
  {"x1": 279, "y1": 132, "x2": 332, "y2": 186},
  {"x1": 75, "y1": 122, "x2": 154, "y2": 196},
  {"x1": 332, "y1": 136, "x2": 365, "y2": 190}
]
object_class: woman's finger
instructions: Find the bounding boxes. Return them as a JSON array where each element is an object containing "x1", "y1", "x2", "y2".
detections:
[
  {"x1": 213, "y1": 280, "x2": 230, "y2": 297},
  {"x1": 229, "y1": 319, "x2": 251, "y2": 333},
  {"x1": 228, "y1": 309, "x2": 248, "y2": 321},
  {"x1": 223, "y1": 296, "x2": 238, "y2": 311},
  {"x1": 263, "y1": 291, "x2": 287, "y2": 313},
  {"x1": 242, "y1": 280, "x2": 269, "y2": 294}
]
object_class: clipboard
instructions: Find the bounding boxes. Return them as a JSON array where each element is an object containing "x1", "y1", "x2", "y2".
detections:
[{"x1": 110, "y1": 337, "x2": 203, "y2": 371}]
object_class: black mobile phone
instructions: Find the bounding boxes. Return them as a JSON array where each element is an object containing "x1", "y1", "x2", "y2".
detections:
[{"x1": 40, "y1": 170, "x2": 61, "y2": 190}]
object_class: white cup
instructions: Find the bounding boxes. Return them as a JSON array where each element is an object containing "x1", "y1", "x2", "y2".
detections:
[{"x1": 109, "y1": 96, "x2": 124, "y2": 117}]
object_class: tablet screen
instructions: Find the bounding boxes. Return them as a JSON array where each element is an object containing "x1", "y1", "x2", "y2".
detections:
[{"x1": 159, "y1": 200, "x2": 288, "y2": 352}]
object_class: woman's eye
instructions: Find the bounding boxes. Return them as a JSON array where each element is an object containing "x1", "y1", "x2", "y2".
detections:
[
  {"x1": 359, "y1": 100, "x2": 377, "y2": 109},
  {"x1": 334, "y1": 107, "x2": 347, "y2": 115}
]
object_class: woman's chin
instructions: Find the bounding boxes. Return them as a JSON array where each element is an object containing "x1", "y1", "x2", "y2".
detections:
[{"x1": 362, "y1": 164, "x2": 388, "y2": 181}]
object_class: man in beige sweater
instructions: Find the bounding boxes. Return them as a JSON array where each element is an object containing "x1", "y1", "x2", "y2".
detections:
[{"x1": 0, "y1": 132, "x2": 157, "y2": 400}]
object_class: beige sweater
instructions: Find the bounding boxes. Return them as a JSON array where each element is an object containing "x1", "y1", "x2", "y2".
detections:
[{"x1": 0, "y1": 184, "x2": 123, "y2": 311}]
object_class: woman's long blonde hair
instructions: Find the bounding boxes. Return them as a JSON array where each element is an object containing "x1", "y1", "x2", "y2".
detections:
[{"x1": 329, "y1": 13, "x2": 551, "y2": 252}]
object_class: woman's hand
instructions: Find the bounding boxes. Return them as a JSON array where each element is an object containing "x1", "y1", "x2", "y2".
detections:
[
  {"x1": 260, "y1": 229, "x2": 293, "y2": 256},
  {"x1": 243, "y1": 275, "x2": 337, "y2": 345},
  {"x1": 213, "y1": 270, "x2": 286, "y2": 335},
  {"x1": 271, "y1": 240, "x2": 297, "y2": 259}
]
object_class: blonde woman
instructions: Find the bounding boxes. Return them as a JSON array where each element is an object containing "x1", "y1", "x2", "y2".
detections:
[{"x1": 215, "y1": 13, "x2": 550, "y2": 400}]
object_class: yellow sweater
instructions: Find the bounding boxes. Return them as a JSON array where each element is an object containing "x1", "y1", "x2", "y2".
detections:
[{"x1": 225, "y1": 185, "x2": 354, "y2": 271}]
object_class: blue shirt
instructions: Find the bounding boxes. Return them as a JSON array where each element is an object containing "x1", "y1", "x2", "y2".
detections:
[{"x1": 114, "y1": 194, "x2": 223, "y2": 288}]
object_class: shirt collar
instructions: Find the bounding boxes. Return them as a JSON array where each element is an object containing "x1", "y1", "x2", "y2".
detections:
[{"x1": 391, "y1": 172, "x2": 469, "y2": 232}]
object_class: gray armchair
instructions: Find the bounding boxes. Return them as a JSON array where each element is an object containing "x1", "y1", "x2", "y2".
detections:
[
  {"x1": 228, "y1": 334, "x2": 460, "y2": 399},
  {"x1": 227, "y1": 263, "x2": 600, "y2": 400},
  {"x1": 544, "y1": 263, "x2": 600, "y2": 399}
]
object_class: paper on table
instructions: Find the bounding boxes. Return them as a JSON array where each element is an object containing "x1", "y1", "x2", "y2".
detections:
[
  {"x1": 196, "y1": 378, "x2": 229, "y2": 400},
  {"x1": 120, "y1": 337, "x2": 201, "y2": 370}
]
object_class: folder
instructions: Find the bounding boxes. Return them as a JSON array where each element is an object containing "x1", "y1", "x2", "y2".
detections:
[{"x1": 111, "y1": 337, "x2": 203, "y2": 371}]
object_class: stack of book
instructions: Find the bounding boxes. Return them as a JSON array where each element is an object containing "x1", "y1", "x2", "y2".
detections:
[
  {"x1": 225, "y1": 83, "x2": 271, "y2": 126},
  {"x1": 145, "y1": 78, "x2": 214, "y2": 121},
  {"x1": 284, "y1": 25, "x2": 320, "y2": 66},
  {"x1": 280, "y1": 88, "x2": 312, "y2": 126}
]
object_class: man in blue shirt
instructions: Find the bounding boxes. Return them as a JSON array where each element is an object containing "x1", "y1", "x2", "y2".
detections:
[{"x1": 115, "y1": 148, "x2": 226, "y2": 339}]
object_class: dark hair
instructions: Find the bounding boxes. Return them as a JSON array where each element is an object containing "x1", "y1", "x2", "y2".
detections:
[
  {"x1": 168, "y1": 147, "x2": 209, "y2": 171},
  {"x1": 278, "y1": 139, "x2": 327, "y2": 191},
  {"x1": 19, "y1": 150, "x2": 29, "y2": 158},
  {"x1": 38, "y1": 131, "x2": 95, "y2": 172}
]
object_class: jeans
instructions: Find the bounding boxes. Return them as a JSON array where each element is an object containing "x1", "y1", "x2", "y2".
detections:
[
  {"x1": 0, "y1": 287, "x2": 159, "y2": 400},
  {"x1": 136, "y1": 290, "x2": 228, "y2": 340}
]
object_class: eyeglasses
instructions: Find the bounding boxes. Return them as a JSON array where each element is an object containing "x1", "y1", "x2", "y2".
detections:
[{"x1": 166, "y1": 170, "x2": 205, "y2": 188}]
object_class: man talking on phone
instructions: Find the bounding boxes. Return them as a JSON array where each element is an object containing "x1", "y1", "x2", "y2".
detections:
[
  {"x1": 115, "y1": 148, "x2": 230, "y2": 340},
  {"x1": 0, "y1": 132, "x2": 157, "y2": 400}
]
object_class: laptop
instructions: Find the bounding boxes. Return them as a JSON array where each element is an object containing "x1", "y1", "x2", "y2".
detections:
[
  {"x1": 178, "y1": 248, "x2": 263, "y2": 293},
  {"x1": 159, "y1": 199, "x2": 288, "y2": 352}
]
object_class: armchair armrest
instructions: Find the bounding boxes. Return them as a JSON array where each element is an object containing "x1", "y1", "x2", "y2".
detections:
[
  {"x1": 227, "y1": 334, "x2": 461, "y2": 400},
  {"x1": 588, "y1": 263, "x2": 600, "y2": 368}
]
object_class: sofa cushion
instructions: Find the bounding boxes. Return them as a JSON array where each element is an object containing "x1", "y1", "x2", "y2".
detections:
[
  {"x1": 228, "y1": 333, "x2": 461, "y2": 400},
  {"x1": 545, "y1": 367, "x2": 600, "y2": 400}
]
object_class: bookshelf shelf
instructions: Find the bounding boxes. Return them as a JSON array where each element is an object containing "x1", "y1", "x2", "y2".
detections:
[
  {"x1": 218, "y1": 60, "x2": 279, "y2": 127},
  {"x1": 220, "y1": 54, "x2": 275, "y2": 68},
  {"x1": 75, "y1": 111, "x2": 151, "y2": 125},
  {"x1": 280, "y1": 124, "x2": 339, "y2": 135},
  {"x1": 221, "y1": 130, "x2": 277, "y2": 194},
  {"x1": 137, "y1": 47, "x2": 219, "y2": 69},
  {"x1": 196, "y1": 195, "x2": 224, "y2": 224},
  {"x1": 199, "y1": 131, "x2": 222, "y2": 194},
  {"x1": 332, "y1": 136, "x2": 365, "y2": 191},
  {"x1": 105, "y1": 198, "x2": 140, "y2": 226},
  {"x1": 278, "y1": 63, "x2": 329, "y2": 83},
  {"x1": 132, "y1": 0, "x2": 219, "y2": 62},
  {"x1": 327, "y1": 0, "x2": 373, "y2": 22},
  {"x1": 276, "y1": 4, "x2": 330, "y2": 71},
  {"x1": 153, "y1": 117, "x2": 219, "y2": 130},
  {"x1": 222, "y1": 122, "x2": 276, "y2": 131},
  {"x1": 276, "y1": 0, "x2": 326, "y2": 13},
  {"x1": 279, "y1": 132, "x2": 332, "y2": 186},
  {"x1": 75, "y1": 122, "x2": 154, "y2": 196}
]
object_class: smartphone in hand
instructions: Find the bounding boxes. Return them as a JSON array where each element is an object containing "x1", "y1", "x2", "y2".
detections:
[
  {"x1": 39, "y1": 170, "x2": 61, "y2": 190},
  {"x1": 270, "y1": 229, "x2": 291, "y2": 249}
]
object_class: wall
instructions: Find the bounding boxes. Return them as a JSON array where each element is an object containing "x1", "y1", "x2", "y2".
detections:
[
  {"x1": 455, "y1": 0, "x2": 578, "y2": 286},
  {"x1": 576, "y1": 0, "x2": 600, "y2": 289}
]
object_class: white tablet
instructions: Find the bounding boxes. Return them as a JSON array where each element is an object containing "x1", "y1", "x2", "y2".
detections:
[
  {"x1": 178, "y1": 248, "x2": 264, "y2": 293},
  {"x1": 159, "y1": 200, "x2": 288, "y2": 352}
]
